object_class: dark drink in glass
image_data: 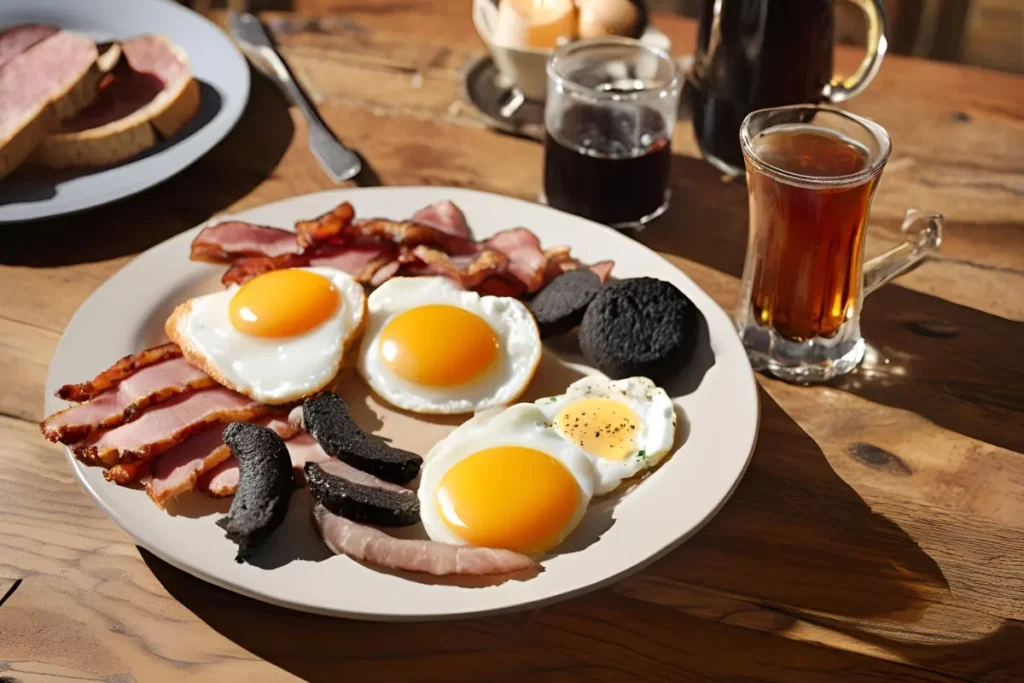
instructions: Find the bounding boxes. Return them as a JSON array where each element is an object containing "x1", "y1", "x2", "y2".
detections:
[
  {"x1": 544, "y1": 37, "x2": 680, "y2": 230},
  {"x1": 543, "y1": 103, "x2": 671, "y2": 226}
]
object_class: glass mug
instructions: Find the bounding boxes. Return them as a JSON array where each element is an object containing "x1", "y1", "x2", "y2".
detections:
[
  {"x1": 687, "y1": 0, "x2": 887, "y2": 174},
  {"x1": 734, "y1": 105, "x2": 943, "y2": 383},
  {"x1": 543, "y1": 37, "x2": 681, "y2": 230}
]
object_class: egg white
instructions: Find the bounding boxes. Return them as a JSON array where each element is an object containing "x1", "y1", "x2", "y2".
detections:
[
  {"x1": 418, "y1": 403, "x2": 597, "y2": 554},
  {"x1": 535, "y1": 375, "x2": 676, "y2": 495},
  {"x1": 166, "y1": 267, "x2": 366, "y2": 404},
  {"x1": 357, "y1": 277, "x2": 542, "y2": 415}
]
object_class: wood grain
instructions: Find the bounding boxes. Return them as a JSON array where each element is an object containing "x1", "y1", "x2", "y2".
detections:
[{"x1": 1, "y1": 3, "x2": 1022, "y2": 682}]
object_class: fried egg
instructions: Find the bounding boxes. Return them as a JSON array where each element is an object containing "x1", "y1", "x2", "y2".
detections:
[
  {"x1": 358, "y1": 277, "x2": 542, "y2": 415},
  {"x1": 419, "y1": 404, "x2": 597, "y2": 555},
  {"x1": 535, "y1": 376, "x2": 676, "y2": 494},
  {"x1": 166, "y1": 267, "x2": 366, "y2": 404}
]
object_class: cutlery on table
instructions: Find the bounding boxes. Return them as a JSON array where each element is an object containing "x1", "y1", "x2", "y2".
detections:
[{"x1": 229, "y1": 11, "x2": 362, "y2": 183}]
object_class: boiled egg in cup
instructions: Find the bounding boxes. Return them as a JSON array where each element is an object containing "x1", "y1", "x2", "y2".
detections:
[
  {"x1": 358, "y1": 277, "x2": 542, "y2": 415},
  {"x1": 418, "y1": 403, "x2": 597, "y2": 555},
  {"x1": 535, "y1": 375, "x2": 676, "y2": 495},
  {"x1": 166, "y1": 267, "x2": 367, "y2": 404}
]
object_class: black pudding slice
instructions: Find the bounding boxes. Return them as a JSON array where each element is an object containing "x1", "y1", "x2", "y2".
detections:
[
  {"x1": 301, "y1": 392, "x2": 423, "y2": 484},
  {"x1": 305, "y1": 460, "x2": 420, "y2": 527},
  {"x1": 579, "y1": 277, "x2": 698, "y2": 383},
  {"x1": 217, "y1": 422, "x2": 293, "y2": 562},
  {"x1": 527, "y1": 269, "x2": 604, "y2": 338}
]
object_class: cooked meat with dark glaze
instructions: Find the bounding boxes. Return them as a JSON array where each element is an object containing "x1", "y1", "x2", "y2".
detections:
[
  {"x1": 217, "y1": 422, "x2": 293, "y2": 561},
  {"x1": 528, "y1": 268, "x2": 604, "y2": 338},
  {"x1": 305, "y1": 459, "x2": 420, "y2": 527},
  {"x1": 579, "y1": 277, "x2": 698, "y2": 383},
  {"x1": 300, "y1": 392, "x2": 422, "y2": 484}
]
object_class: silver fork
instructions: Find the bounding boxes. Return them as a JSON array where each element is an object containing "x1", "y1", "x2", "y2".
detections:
[{"x1": 229, "y1": 11, "x2": 362, "y2": 183}]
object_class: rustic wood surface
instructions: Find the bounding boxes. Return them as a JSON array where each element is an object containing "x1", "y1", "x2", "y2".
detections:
[{"x1": 2, "y1": 1, "x2": 1023, "y2": 681}]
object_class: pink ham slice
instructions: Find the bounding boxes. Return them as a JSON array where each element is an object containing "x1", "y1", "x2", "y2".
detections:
[
  {"x1": 313, "y1": 503, "x2": 538, "y2": 576},
  {"x1": 56, "y1": 342, "x2": 182, "y2": 402},
  {"x1": 0, "y1": 24, "x2": 59, "y2": 69},
  {"x1": 485, "y1": 228, "x2": 549, "y2": 293},
  {"x1": 190, "y1": 221, "x2": 299, "y2": 263},
  {"x1": 141, "y1": 414, "x2": 299, "y2": 506},
  {"x1": 41, "y1": 357, "x2": 214, "y2": 444},
  {"x1": 410, "y1": 200, "x2": 472, "y2": 239},
  {"x1": 72, "y1": 387, "x2": 267, "y2": 468},
  {"x1": 199, "y1": 432, "x2": 331, "y2": 497}
]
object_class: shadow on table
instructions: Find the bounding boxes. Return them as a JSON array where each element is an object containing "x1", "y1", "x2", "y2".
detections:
[
  {"x1": 138, "y1": 386, "x2": 1022, "y2": 680},
  {"x1": 643, "y1": 152, "x2": 1024, "y2": 455},
  {"x1": 0, "y1": 63, "x2": 294, "y2": 268}
]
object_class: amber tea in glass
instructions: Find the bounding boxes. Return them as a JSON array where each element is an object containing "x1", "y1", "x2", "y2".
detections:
[{"x1": 735, "y1": 106, "x2": 944, "y2": 382}]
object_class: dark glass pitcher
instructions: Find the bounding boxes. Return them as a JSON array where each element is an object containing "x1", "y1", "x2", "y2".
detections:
[{"x1": 687, "y1": 0, "x2": 887, "y2": 174}]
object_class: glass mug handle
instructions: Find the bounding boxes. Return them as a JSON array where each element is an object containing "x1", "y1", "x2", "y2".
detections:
[
  {"x1": 863, "y1": 210, "x2": 943, "y2": 296},
  {"x1": 825, "y1": 0, "x2": 888, "y2": 103}
]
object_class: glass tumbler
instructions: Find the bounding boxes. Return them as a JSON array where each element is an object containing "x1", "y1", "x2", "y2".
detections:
[
  {"x1": 543, "y1": 37, "x2": 681, "y2": 230},
  {"x1": 734, "y1": 105, "x2": 943, "y2": 383}
]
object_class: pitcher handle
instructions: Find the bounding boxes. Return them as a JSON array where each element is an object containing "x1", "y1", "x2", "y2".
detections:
[
  {"x1": 863, "y1": 210, "x2": 943, "y2": 296},
  {"x1": 826, "y1": 0, "x2": 888, "y2": 103}
]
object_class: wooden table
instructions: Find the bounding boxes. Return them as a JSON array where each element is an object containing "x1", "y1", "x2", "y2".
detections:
[{"x1": 2, "y1": 2, "x2": 1023, "y2": 681}]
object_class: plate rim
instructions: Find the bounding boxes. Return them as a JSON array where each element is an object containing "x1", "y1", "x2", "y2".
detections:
[
  {"x1": 46, "y1": 186, "x2": 760, "y2": 620},
  {"x1": 0, "y1": 0, "x2": 251, "y2": 223}
]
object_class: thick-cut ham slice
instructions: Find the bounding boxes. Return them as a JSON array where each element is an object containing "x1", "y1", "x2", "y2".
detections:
[
  {"x1": 56, "y1": 342, "x2": 182, "y2": 402},
  {"x1": 191, "y1": 221, "x2": 299, "y2": 263},
  {"x1": 313, "y1": 503, "x2": 538, "y2": 576},
  {"x1": 199, "y1": 432, "x2": 331, "y2": 497},
  {"x1": 41, "y1": 356, "x2": 213, "y2": 444},
  {"x1": 485, "y1": 228, "x2": 549, "y2": 293},
  {"x1": 139, "y1": 414, "x2": 298, "y2": 505},
  {"x1": 410, "y1": 200, "x2": 472, "y2": 239},
  {"x1": 295, "y1": 201, "x2": 355, "y2": 250},
  {"x1": 0, "y1": 24, "x2": 59, "y2": 69},
  {"x1": 589, "y1": 260, "x2": 614, "y2": 281},
  {"x1": 72, "y1": 387, "x2": 267, "y2": 468}
]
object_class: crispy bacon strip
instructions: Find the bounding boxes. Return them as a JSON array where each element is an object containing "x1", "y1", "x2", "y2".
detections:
[
  {"x1": 485, "y1": 228, "x2": 548, "y2": 293},
  {"x1": 410, "y1": 200, "x2": 472, "y2": 238},
  {"x1": 42, "y1": 357, "x2": 214, "y2": 444},
  {"x1": 221, "y1": 243, "x2": 399, "y2": 286},
  {"x1": 352, "y1": 219, "x2": 478, "y2": 256},
  {"x1": 397, "y1": 246, "x2": 508, "y2": 289},
  {"x1": 73, "y1": 387, "x2": 268, "y2": 468},
  {"x1": 190, "y1": 221, "x2": 298, "y2": 263},
  {"x1": 295, "y1": 201, "x2": 355, "y2": 250},
  {"x1": 56, "y1": 343, "x2": 182, "y2": 402}
]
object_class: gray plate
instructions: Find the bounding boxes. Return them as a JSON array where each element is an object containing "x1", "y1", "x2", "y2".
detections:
[{"x1": 0, "y1": 0, "x2": 250, "y2": 223}]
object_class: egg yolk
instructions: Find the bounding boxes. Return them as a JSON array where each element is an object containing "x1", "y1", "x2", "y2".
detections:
[
  {"x1": 437, "y1": 446, "x2": 579, "y2": 554},
  {"x1": 379, "y1": 305, "x2": 499, "y2": 386},
  {"x1": 229, "y1": 269, "x2": 339, "y2": 338},
  {"x1": 554, "y1": 397, "x2": 640, "y2": 461}
]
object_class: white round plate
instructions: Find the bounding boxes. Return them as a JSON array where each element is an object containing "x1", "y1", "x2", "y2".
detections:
[
  {"x1": 0, "y1": 0, "x2": 250, "y2": 223},
  {"x1": 44, "y1": 187, "x2": 759, "y2": 620}
]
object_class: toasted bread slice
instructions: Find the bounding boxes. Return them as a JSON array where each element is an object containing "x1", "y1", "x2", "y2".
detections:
[
  {"x1": 30, "y1": 35, "x2": 201, "y2": 169},
  {"x1": 0, "y1": 31, "x2": 101, "y2": 180}
]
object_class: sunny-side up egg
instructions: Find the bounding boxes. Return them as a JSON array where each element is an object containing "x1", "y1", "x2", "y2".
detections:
[
  {"x1": 357, "y1": 277, "x2": 542, "y2": 414},
  {"x1": 166, "y1": 267, "x2": 367, "y2": 404},
  {"x1": 535, "y1": 376, "x2": 676, "y2": 495},
  {"x1": 419, "y1": 403, "x2": 597, "y2": 555}
]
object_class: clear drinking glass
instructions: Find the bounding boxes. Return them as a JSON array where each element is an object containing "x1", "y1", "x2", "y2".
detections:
[
  {"x1": 543, "y1": 37, "x2": 681, "y2": 230},
  {"x1": 734, "y1": 105, "x2": 943, "y2": 383}
]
